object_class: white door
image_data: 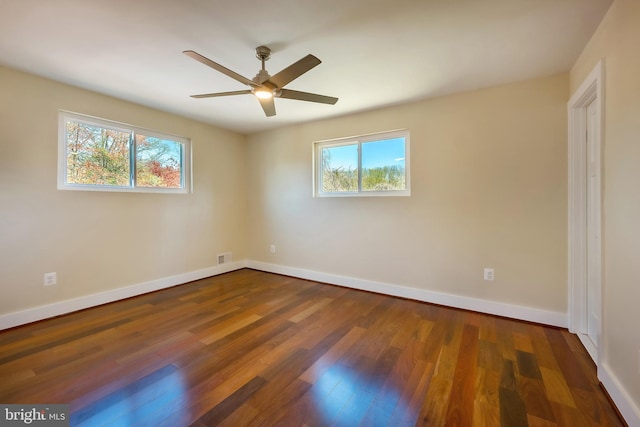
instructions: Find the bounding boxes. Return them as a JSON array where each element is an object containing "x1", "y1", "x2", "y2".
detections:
[
  {"x1": 585, "y1": 99, "x2": 600, "y2": 353},
  {"x1": 568, "y1": 60, "x2": 602, "y2": 365}
]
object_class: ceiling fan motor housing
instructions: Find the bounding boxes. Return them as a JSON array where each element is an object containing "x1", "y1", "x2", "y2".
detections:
[{"x1": 253, "y1": 69, "x2": 271, "y2": 85}]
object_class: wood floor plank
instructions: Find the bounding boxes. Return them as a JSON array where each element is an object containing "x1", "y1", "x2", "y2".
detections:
[
  {"x1": 445, "y1": 324, "x2": 479, "y2": 426},
  {"x1": 394, "y1": 360, "x2": 435, "y2": 426},
  {"x1": 513, "y1": 331, "x2": 535, "y2": 353},
  {"x1": 540, "y1": 366, "x2": 578, "y2": 408},
  {"x1": 532, "y1": 332, "x2": 562, "y2": 371},
  {"x1": 474, "y1": 367, "x2": 500, "y2": 409},
  {"x1": 520, "y1": 376, "x2": 556, "y2": 422},
  {"x1": 360, "y1": 338, "x2": 424, "y2": 427},
  {"x1": 550, "y1": 401, "x2": 591, "y2": 427},
  {"x1": 388, "y1": 312, "x2": 422, "y2": 349},
  {"x1": 545, "y1": 328, "x2": 592, "y2": 391},
  {"x1": 70, "y1": 364, "x2": 182, "y2": 426},
  {"x1": 478, "y1": 340, "x2": 502, "y2": 372},
  {"x1": 495, "y1": 318, "x2": 518, "y2": 361},
  {"x1": 473, "y1": 398, "x2": 501, "y2": 427},
  {"x1": 330, "y1": 388, "x2": 376, "y2": 427},
  {"x1": 571, "y1": 387, "x2": 621, "y2": 427},
  {"x1": 527, "y1": 414, "x2": 558, "y2": 427},
  {"x1": 361, "y1": 346, "x2": 403, "y2": 395},
  {"x1": 215, "y1": 403, "x2": 260, "y2": 427},
  {"x1": 500, "y1": 359, "x2": 518, "y2": 391},
  {"x1": 198, "y1": 313, "x2": 263, "y2": 345},
  {"x1": 288, "y1": 297, "x2": 334, "y2": 323},
  {"x1": 247, "y1": 378, "x2": 312, "y2": 427},
  {"x1": 299, "y1": 364, "x2": 355, "y2": 426},
  {"x1": 299, "y1": 326, "x2": 367, "y2": 384},
  {"x1": 517, "y1": 349, "x2": 543, "y2": 380},
  {"x1": 191, "y1": 376, "x2": 267, "y2": 426},
  {"x1": 0, "y1": 318, "x2": 131, "y2": 366},
  {"x1": 479, "y1": 316, "x2": 497, "y2": 343},
  {"x1": 416, "y1": 315, "x2": 464, "y2": 426},
  {"x1": 499, "y1": 386, "x2": 529, "y2": 427},
  {"x1": 0, "y1": 269, "x2": 625, "y2": 427}
]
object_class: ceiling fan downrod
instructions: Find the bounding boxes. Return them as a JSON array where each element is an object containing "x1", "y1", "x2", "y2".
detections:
[{"x1": 253, "y1": 46, "x2": 271, "y2": 83}]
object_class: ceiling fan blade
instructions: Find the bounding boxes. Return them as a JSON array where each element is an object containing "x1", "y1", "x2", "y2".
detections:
[
  {"x1": 268, "y1": 54, "x2": 321, "y2": 88},
  {"x1": 279, "y1": 89, "x2": 338, "y2": 105},
  {"x1": 190, "y1": 90, "x2": 252, "y2": 99},
  {"x1": 183, "y1": 50, "x2": 257, "y2": 87},
  {"x1": 257, "y1": 96, "x2": 276, "y2": 117}
]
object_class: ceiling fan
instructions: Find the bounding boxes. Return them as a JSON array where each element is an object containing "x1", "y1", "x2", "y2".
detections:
[{"x1": 183, "y1": 46, "x2": 339, "y2": 117}]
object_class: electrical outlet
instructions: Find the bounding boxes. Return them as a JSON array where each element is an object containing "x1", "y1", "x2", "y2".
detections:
[
  {"x1": 270, "y1": 244, "x2": 276, "y2": 254},
  {"x1": 44, "y1": 272, "x2": 57, "y2": 286},
  {"x1": 483, "y1": 268, "x2": 494, "y2": 281}
]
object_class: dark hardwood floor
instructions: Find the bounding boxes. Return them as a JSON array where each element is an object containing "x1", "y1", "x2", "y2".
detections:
[{"x1": 0, "y1": 269, "x2": 625, "y2": 426}]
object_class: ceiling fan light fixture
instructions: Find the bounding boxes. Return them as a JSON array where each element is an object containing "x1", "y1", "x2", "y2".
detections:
[{"x1": 253, "y1": 87, "x2": 274, "y2": 99}]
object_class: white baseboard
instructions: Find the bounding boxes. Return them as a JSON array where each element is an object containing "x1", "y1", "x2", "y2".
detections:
[
  {"x1": 600, "y1": 363, "x2": 640, "y2": 426},
  {"x1": 0, "y1": 261, "x2": 246, "y2": 331},
  {"x1": 246, "y1": 260, "x2": 568, "y2": 328},
  {"x1": 1, "y1": 259, "x2": 567, "y2": 330}
]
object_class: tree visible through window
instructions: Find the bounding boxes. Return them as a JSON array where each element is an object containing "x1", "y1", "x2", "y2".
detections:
[
  {"x1": 135, "y1": 135, "x2": 183, "y2": 189},
  {"x1": 65, "y1": 121, "x2": 131, "y2": 186},
  {"x1": 59, "y1": 112, "x2": 189, "y2": 193},
  {"x1": 315, "y1": 130, "x2": 410, "y2": 196},
  {"x1": 321, "y1": 144, "x2": 358, "y2": 192}
]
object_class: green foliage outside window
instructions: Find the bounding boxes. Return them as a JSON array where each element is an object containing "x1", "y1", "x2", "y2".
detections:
[
  {"x1": 321, "y1": 148, "x2": 358, "y2": 192},
  {"x1": 362, "y1": 165, "x2": 405, "y2": 191},
  {"x1": 63, "y1": 116, "x2": 185, "y2": 191},
  {"x1": 319, "y1": 134, "x2": 407, "y2": 194},
  {"x1": 66, "y1": 122, "x2": 130, "y2": 186},
  {"x1": 135, "y1": 135, "x2": 182, "y2": 189}
]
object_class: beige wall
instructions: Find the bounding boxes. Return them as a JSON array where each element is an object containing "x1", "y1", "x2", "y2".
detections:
[
  {"x1": 570, "y1": 0, "x2": 640, "y2": 414},
  {"x1": 246, "y1": 73, "x2": 568, "y2": 313},
  {"x1": 0, "y1": 66, "x2": 247, "y2": 315}
]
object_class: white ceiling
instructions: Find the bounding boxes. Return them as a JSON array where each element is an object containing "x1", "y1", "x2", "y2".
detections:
[{"x1": 0, "y1": 0, "x2": 611, "y2": 134}]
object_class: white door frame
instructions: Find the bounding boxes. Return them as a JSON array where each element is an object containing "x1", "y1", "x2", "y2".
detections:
[{"x1": 567, "y1": 60, "x2": 604, "y2": 365}]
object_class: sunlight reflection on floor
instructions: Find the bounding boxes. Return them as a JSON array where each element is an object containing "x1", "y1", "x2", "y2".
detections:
[
  {"x1": 70, "y1": 364, "x2": 188, "y2": 427},
  {"x1": 311, "y1": 362, "x2": 408, "y2": 425}
]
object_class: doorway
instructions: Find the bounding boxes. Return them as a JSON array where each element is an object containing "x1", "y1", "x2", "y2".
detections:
[{"x1": 568, "y1": 60, "x2": 603, "y2": 364}]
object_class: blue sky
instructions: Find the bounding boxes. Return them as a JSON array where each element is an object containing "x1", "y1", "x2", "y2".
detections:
[
  {"x1": 136, "y1": 136, "x2": 182, "y2": 163},
  {"x1": 323, "y1": 137, "x2": 405, "y2": 170}
]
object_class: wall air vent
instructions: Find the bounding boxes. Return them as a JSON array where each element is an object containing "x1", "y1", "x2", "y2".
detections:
[{"x1": 217, "y1": 252, "x2": 232, "y2": 265}]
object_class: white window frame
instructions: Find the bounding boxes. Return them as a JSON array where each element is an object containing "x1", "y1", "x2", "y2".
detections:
[
  {"x1": 313, "y1": 129, "x2": 410, "y2": 197},
  {"x1": 58, "y1": 111, "x2": 191, "y2": 193}
]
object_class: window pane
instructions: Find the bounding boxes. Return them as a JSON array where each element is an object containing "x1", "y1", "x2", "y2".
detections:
[
  {"x1": 135, "y1": 135, "x2": 183, "y2": 188},
  {"x1": 361, "y1": 137, "x2": 406, "y2": 191},
  {"x1": 65, "y1": 120, "x2": 131, "y2": 186},
  {"x1": 321, "y1": 144, "x2": 358, "y2": 192}
]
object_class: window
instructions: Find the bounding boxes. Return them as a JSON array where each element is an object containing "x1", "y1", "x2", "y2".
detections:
[
  {"x1": 314, "y1": 129, "x2": 410, "y2": 197},
  {"x1": 58, "y1": 112, "x2": 190, "y2": 193}
]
